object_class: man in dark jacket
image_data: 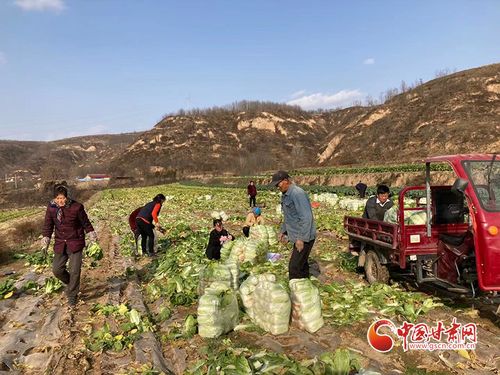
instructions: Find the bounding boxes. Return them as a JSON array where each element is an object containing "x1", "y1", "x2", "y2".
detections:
[
  {"x1": 247, "y1": 180, "x2": 257, "y2": 207},
  {"x1": 42, "y1": 185, "x2": 97, "y2": 307},
  {"x1": 362, "y1": 184, "x2": 394, "y2": 221}
]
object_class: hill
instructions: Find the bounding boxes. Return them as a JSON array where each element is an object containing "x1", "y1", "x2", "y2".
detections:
[
  {"x1": 317, "y1": 63, "x2": 500, "y2": 165},
  {"x1": 112, "y1": 64, "x2": 499, "y2": 177},
  {"x1": 1, "y1": 63, "x2": 499, "y2": 181},
  {"x1": 0, "y1": 133, "x2": 141, "y2": 181}
]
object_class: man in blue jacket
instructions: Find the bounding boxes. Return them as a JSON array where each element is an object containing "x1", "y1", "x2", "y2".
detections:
[{"x1": 271, "y1": 171, "x2": 316, "y2": 280}]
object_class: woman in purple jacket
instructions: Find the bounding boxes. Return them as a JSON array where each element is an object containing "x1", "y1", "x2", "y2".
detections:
[{"x1": 41, "y1": 185, "x2": 97, "y2": 307}]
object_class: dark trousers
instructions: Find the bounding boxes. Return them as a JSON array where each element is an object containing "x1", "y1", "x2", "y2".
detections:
[
  {"x1": 52, "y1": 246, "x2": 83, "y2": 304},
  {"x1": 136, "y1": 219, "x2": 155, "y2": 255},
  {"x1": 289, "y1": 239, "x2": 315, "y2": 280},
  {"x1": 242, "y1": 226, "x2": 250, "y2": 237},
  {"x1": 249, "y1": 196, "x2": 256, "y2": 207}
]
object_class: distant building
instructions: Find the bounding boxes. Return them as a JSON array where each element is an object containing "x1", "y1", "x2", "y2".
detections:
[{"x1": 78, "y1": 174, "x2": 111, "y2": 182}]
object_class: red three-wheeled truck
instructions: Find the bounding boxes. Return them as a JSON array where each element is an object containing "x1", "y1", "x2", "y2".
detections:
[{"x1": 345, "y1": 154, "x2": 500, "y2": 309}]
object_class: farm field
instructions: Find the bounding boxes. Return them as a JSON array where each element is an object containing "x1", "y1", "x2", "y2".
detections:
[
  {"x1": 0, "y1": 184, "x2": 499, "y2": 374},
  {"x1": 0, "y1": 207, "x2": 44, "y2": 224}
]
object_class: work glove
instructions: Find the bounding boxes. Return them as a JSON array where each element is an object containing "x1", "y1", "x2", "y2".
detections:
[
  {"x1": 41, "y1": 236, "x2": 50, "y2": 255},
  {"x1": 155, "y1": 225, "x2": 166, "y2": 235},
  {"x1": 87, "y1": 231, "x2": 98, "y2": 244}
]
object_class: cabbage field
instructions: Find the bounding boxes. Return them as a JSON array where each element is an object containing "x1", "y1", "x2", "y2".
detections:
[{"x1": 0, "y1": 183, "x2": 499, "y2": 374}]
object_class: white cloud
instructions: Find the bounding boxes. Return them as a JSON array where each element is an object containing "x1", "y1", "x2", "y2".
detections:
[
  {"x1": 0, "y1": 51, "x2": 7, "y2": 65},
  {"x1": 290, "y1": 90, "x2": 306, "y2": 99},
  {"x1": 287, "y1": 90, "x2": 364, "y2": 110},
  {"x1": 363, "y1": 58, "x2": 375, "y2": 65},
  {"x1": 14, "y1": 0, "x2": 65, "y2": 12}
]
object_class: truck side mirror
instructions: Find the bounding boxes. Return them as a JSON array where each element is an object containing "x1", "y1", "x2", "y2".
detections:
[{"x1": 452, "y1": 178, "x2": 469, "y2": 194}]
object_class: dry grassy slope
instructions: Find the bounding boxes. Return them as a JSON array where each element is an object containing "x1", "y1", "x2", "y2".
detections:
[
  {"x1": 0, "y1": 133, "x2": 141, "y2": 177},
  {"x1": 110, "y1": 110, "x2": 329, "y2": 175},
  {"x1": 318, "y1": 63, "x2": 500, "y2": 165}
]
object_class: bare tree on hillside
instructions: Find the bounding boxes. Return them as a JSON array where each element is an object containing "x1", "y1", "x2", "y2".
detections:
[
  {"x1": 290, "y1": 145, "x2": 305, "y2": 168},
  {"x1": 365, "y1": 96, "x2": 378, "y2": 107},
  {"x1": 40, "y1": 165, "x2": 65, "y2": 181},
  {"x1": 435, "y1": 68, "x2": 456, "y2": 78},
  {"x1": 400, "y1": 80, "x2": 409, "y2": 93}
]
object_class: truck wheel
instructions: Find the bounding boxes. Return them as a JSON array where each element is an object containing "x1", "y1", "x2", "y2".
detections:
[{"x1": 365, "y1": 251, "x2": 390, "y2": 284}]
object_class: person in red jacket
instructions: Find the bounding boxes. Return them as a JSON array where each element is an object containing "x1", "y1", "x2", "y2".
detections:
[
  {"x1": 41, "y1": 185, "x2": 97, "y2": 307},
  {"x1": 136, "y1": 194, "x2": 166, "y2": 257},
  {"x1": 247, "y1": 180, "x2": 257, "y2": 208}
]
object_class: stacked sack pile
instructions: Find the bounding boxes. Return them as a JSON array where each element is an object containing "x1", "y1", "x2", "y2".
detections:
[
  {"x1": 289, "y1": 278, "x2": 324, "y2": 333},
  {"x1": 197, "y1": 282, "x2": 239, "y2": 338},
  {"x1": 240, "y1": 274, "x2": 291, "y2": 335}
]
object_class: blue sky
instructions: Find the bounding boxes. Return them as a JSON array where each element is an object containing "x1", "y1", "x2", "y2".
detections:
[{"x1": 0, "y1": 0, "x2": 499, "y2": 141}]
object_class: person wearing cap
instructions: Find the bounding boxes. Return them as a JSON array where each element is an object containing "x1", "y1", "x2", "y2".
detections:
[
  {"x1": 242, "y1": 207, "x2": 265, "y2": 237},
  {"x1": 41, "y1": 184, "x2": 97, "y2": 308},
  {"x1": 270, "y1": 171, "x2": 316, "y2": 280},
  {"x1": 206, "y1": 219, "x2": 233, "y2": 260},
  {"x1": 247, "y1": 180, "x2": 258, "y2": 207}
]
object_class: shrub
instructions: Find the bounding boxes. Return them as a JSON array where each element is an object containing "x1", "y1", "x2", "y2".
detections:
[{"x1": 12, "y1": 219, "x2": 43, "y2": 245}]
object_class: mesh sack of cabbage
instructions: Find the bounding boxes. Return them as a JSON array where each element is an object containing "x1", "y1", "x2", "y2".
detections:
[
  {"x1": 220, "y1": 240, "x2": 235, "y2": 261},
  {"x1": 244, "y1": 239, "x2": 268, "y2": 264},
  {"x1": 289, "y1": 278, "x2": 324, "y2": 333},
  {"x1": 240, "y1": 273, "x2": 291, "y2": 335},
  {"x1": 197, "y1": 282, "x2": 239, "y2": 338},
  {"x1": 250, "y1": 224, "x2": 279, "y2": 247},
  {"x1": 384, "y1": 206, "x2": 428, "y2": 225},
  {"x1": 225, "y1": 238, "x2": 268, "y2": 264},
  {"x1": 225, "y1": 260, "x2": 239, "y2": 290},
  {"x1": 405, "y1": 210, "x2": 428, "y2": 225},
  {"x1": 224, "y1": 238, "x2": 246, "y2": 263},
  {"x1": 249, "y1": 225, "x2": 269, "y2": 242},
  {"x1": 384, "y1": 205, "x2": 399, "y2": 224},
  {"x1": 239, "y1": 274, "x2": 259, "y2": 320},
  {"x1": 265, "y1": 226, "x2": 279, "y2": 246},
  {"x1": 198, "y1": 262, "x2": 239, "y2": 296}
]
